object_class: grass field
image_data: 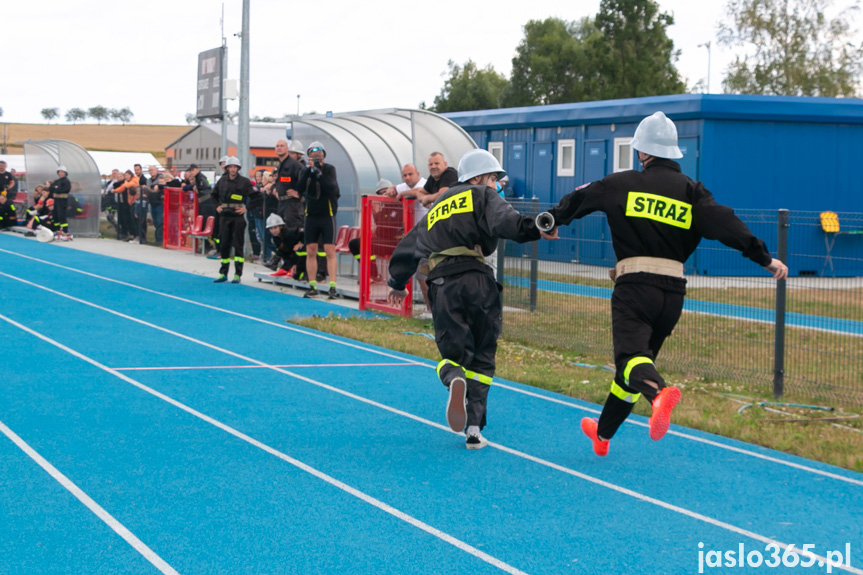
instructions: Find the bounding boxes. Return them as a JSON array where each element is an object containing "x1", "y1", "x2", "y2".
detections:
[
  {"x1": 294, "y1": 314, "x2": 863, "y2": 472},
  {"x1": 4, "y1": 123, "x2": 188, "y2": 159}
]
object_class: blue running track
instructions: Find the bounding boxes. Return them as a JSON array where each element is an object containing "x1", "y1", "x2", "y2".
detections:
[{"x1": 1, "y1": 233, "x2": 861, "y2": 574}]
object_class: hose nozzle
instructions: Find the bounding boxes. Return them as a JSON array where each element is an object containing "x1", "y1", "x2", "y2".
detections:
[{"x1": 536, "y1": 211, "x2": 555, "y2": 232}]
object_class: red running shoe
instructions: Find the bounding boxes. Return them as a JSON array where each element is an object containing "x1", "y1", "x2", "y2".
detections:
[
  {"x1": 649, "y1": 386, "x2": 681, "y2": 441},
  {"x1": 580, "y1": 417, "x2": 609, "y2": 456},
  {"x1": 270, "y1": 269, "x2": 289, "y2": 277}
]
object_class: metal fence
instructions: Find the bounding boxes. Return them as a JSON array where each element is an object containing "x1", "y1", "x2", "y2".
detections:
[{"x1": 497, "y1": 202, "x2": 863, "y2": 409}]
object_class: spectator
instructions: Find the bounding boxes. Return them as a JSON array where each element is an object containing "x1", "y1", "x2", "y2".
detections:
[
  {"x1": 246, "y1": 169, "x2": 265, "y2": 262},
  {"x1": 273, "y1": 139, "x2": 304, "y2": 234},
  {"x1": 102, "y1": 169, "x2": 121, "y2": 231},
  {"x1": 296, "y1": 141, "x2": 340, "y2": 299},
  {"x1": 0, "y1": 160, "x2": 17, "y2": 199},
  {"x1": 48, "y1": 165, "x2": 72, "y2": 240},
  {"x1": 182, "y1": 164, "x2": 215, "y2": 254},
  {"x1": 132, "y1": 163, "x2": 149, "y2": 243},
  {"x1": 396, "y1": 163, "x2": 433, "y2": 315},
  {"x1": 349, "y1": 178, "x2": 396, "y2": 281},
  {"x1": 112, "y1": 170, "x2": 141, "y2": 242},
  {"x1": 261, "y1": 170, "x2": 280, "y2": 269},
  {"x1": 265, "y1": 213, "x2": 307, "y2": 280},
  {"x1": 288, "y1": 140, "x2": 306, "y2": 165},
  {"x1": 144, "y1": 165, "x2": 164, "y2": 244},
  {"x1": 419, "y1": 152, "x2": 458, "y2": 208},
  {"x1": 26, "y1": 186, "x2": 56, "y2": 233},
  {"x1": 0, "y1": 192, "x2": 17, "y2": 229},
  {"x1": 212, "y1": 156, "x2": 256, "y2": 283}
]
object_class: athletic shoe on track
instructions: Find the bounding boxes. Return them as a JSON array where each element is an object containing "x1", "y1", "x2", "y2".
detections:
[
  {"x1": 231, "y1": 275, "x2": 241, "y2": 284},
  {"x1": 581, "y1": 417, "x2": 609, "y2": 457},
  {"x1": 270, "y1": 269, "x2": 289, "y2": 277},
  {"x1": 465, "y1": 426, "x2": 487, "y2": 450},
  {"x1": 446, "y1": 377, "x2": 467, "y2": 432},
  {"x1": 303, "y1": 288, "x2": 319, "y2": 298},
  {"x1": 649, "y1": 386, "x2": 681, "y2": 441},
  {"x1": 213, "y1": 275, "x2": 228, "y2": 283},
  {"x1": 327, "y1": 286, "x2": 340, "y2": 300}
]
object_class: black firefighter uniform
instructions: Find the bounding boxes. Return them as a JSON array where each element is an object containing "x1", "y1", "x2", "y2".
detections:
[
  {"x1": 546, "y1": 157, "x2": 775, "y2": 440},
  {"x1": 388, "y1": 183, "x2": 541, "y2": 430}
]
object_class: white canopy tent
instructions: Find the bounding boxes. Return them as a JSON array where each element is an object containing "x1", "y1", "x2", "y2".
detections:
[{"x1": 289, "y1": 108, "x2": 477, "y2": 228}]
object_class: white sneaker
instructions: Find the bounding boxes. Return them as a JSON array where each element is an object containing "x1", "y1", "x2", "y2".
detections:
[{"x1": 465, "y1": 426, "x2": 487, "y2": 450}]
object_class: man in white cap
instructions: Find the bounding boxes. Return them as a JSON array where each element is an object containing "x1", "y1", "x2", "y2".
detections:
[{"x1": 539, "y1": 111, "x2": 789, "y2": 456}]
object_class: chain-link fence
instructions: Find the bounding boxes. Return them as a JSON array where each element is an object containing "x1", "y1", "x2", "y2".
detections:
[{"x1": 497, "y1": 202, "x2": 863, "y2": 408}]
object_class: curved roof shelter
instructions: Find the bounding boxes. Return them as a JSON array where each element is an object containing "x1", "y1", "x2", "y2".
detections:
[
  {"x1": 290, "y1": 108, "x2": 476, "y2": 225},
  {"x1": 23, "y1": 139, "x2": 102, "y2": 237}
]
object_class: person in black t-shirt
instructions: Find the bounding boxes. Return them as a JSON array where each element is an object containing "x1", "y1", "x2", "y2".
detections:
[{"x1": 418, "y1": 152, "x2": 458, "y2": 208}]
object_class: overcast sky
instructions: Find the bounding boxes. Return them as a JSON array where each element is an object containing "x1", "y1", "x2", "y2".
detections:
[{"x1": 4, "y1": 0, "x2": 861, "y2": 126}]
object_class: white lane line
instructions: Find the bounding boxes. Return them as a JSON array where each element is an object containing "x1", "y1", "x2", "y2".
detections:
[
  {"x1": 113, "y1": 362, "x2": 416, "y2": 372},
  {"x1": 0, "y1": 420, "x2": 180, "y2": 575},
  {"x1": 3, "y1": 281, "x2": 863, "y2": 575},
  {"x1": 1, "y1": 251, "x2": 862, "y2": 488},
  {"x1": 0, "y1": 313, "x2": 528, "y2": 575}
]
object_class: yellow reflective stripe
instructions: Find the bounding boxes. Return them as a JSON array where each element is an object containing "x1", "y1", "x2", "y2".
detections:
[
  {"x1": 220, "y1": 258, "x2": 230, "y2": 263},
  {"x1": 625, "y1": 192, "x2": 692, "y2": 229},
  {"x1": 427, "y1": 189, "x2": 473, "y2": 230},
  {"x1": 234, "y1": 257, "x2": 245, "y2": 262},
  {"x1": 624, "y1": 356, "x2": 654, "y2": 383},
  {"x1": 230, "y1": 194, "x2": 243, "y2": 201},
  {"x1": 610, "y1": 381, "x2": 641, "y2": 404},
  {"x1": 296, "y1": 251, "x2": 307, "y2": 256},
  {"x1": 464, "y1": 369, "x2": 492, "y2": 385},
  {"x1": 436, "y1": 359, "x2": 458, "y2": 379},
  {"x1": 317, "y1": 251, "x2": 326, "y2": 257}
]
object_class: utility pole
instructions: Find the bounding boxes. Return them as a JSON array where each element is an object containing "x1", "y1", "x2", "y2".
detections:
[
  {"x1": 699, "y1": 41, "x2": 712, "y2": 94},
  {"x1": 237, "y1": 0, "x2": 250, "y2": 172},
  {"x1": 297, "y1": 94, "x2": 300, "y2": 116},
  {"x1": 220, "y1": 3, "x2": 228, "y2": 163}
]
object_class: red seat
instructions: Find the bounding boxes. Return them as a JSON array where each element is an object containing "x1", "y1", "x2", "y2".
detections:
[
  {"x1": 72, "y1": 204, "x2": 90, "y2": 219},
  {"x1": 348, "y1": 226, "x2": 361, "y2": 243},
  {"x1": 181, "y1": 215, "x2": 204, "y2": 237},
  {"x1": 182, "y1": 215, "x2": 213, "y2": 255},
  {"x1": 334, "y1": 225, "x2": 351, "y2": 253}
]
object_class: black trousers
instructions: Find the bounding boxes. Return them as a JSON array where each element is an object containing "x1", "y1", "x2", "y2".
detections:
[
  {"x1": 597, "y1": 276, "x2": 685, "y2": 440},
  {"x1": 429, "y1": 270, "x2": 501, "y2": 429},
  {"x1": 53, "y1": 197, "x2": 68, "y2": 231},
  {"x1": 218, "y1": 214, "x2": 246, "y2": 277}
]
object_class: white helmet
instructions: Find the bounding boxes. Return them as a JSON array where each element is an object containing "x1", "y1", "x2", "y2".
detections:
[
  {"x1": 225, "y1": 156, "x2": 241, "y2": 168},
  {"x1": 266, "y1": 213, "x2": 285, "y2": 228},
  {"x1": 289, "y1": 140, "x2": 305, "y2": 155},
  {"x1": 219, "y1": 155, "x2": 229, "y2": 164},
  {"x1": 57, "y1": 165, "x2": 68, "y2": 174},
  {"x1": 458, "y1": 149, "x2": 506, "y2": 183},
  {"x1": 629, "y1": 111, "x2": 683, "y2": 159},
  {"x1": 307, "y1": 141, "x2": 326, "y2": 157}
]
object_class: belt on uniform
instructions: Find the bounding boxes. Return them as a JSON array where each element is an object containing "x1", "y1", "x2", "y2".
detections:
[
  {"x1": 615, "y1": 257, "x2": 684, "y2": 279},
  {"x1": 277, "y1": 196, "x2": 296, "y2": 202},
  {"x1": 53, "y1": 193, "x2": 69, "y2": 198},
  {"x1": 221, "y1": 203, "x2": 244, "y2": 209}
]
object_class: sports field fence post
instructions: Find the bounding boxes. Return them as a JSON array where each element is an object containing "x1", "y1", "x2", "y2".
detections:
[
  {"x1": 530, "y1": 197, "x2": 539, "y2": 312},
  {"x1": 773, "y1": 208, "x2": 789, "y2": 399}
]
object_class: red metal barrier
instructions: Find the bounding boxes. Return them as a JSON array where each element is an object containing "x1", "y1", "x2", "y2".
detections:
[
  {"x1": 358, "y1": 195, "x2": 415, "y2": 317},
  {"x1": 163, "y1": 187, "x2": 198, "y2": 251}
]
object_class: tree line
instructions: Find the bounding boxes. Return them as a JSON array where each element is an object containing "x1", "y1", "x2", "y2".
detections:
[
  {"x1": 39, "y1": 106, "x2": 134, "y2": 126},
  {"x1": 428, "y1": 0, "x2": 862, "y2": 113}
]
